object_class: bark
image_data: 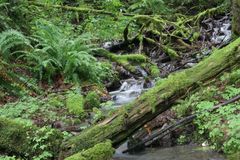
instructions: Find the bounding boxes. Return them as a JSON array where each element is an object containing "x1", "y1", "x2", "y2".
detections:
[
  {"x1": 123, "y1": 94, "x2": 240, "y2": 153},
  {"x1": 59, "y1": 38, "x2": 240, "y2": 159},
  {"x1": 232, "y1": 0, "x2": 240, "y2": 36}
]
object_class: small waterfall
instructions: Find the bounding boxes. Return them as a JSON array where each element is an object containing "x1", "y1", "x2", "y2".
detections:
[{"x1": 109, "y1": 78, "x2": 154, "y2": 107}]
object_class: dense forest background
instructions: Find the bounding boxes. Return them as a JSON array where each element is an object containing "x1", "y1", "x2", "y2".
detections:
[{"x1": 0, "y1": 0, "x2": 239, "y2": 160}]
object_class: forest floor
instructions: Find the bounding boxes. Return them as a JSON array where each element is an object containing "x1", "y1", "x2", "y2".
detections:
[{"x1": 0, "y1": 1, "x2": 239, "y2": 160}]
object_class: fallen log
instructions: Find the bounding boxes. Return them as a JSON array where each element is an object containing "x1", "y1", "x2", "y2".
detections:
[
  {"x1": 93, "y1": 49, "x2": 160, "y2": 78},
  {"x1": 59, "y1": 38, "x2": 240, "y2": 159},
  {"x1": 122, "y1": 94, "x2": 240, "y2": 153}
]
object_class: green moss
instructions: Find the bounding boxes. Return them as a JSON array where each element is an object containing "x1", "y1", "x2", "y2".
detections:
[
  {"x1": 142, "y1": 38, "x2": 240, "y2": 112},
  {"x1": 65, "y1": 153, "x2": 86, "y2": 160},
  {"x1": 84, "y1": 91, "x2": 101, "y2": 109},
  {"x1": 66, "y1": 93, "x2": 85, "y2": 117},
  {"x1": 190, "y1": 32, "x2": 200, "y2": 42},
  {"x1": 94, "y1": 49, "x2": 161, "y2": 77},
  {"x1": 94, "y1": 49, "x2": 149, "y2": 73},
  {"x1": 0, "y1": 117, "x2": 63, "y2": 158},
  {"x1": 61, "y1": 39, "x2": 240, "y2": 158},
  {"x1": 92, "y1": 107, "x2": 105, "y2": 123},
  {"x1": 149, "y1": 64, "x2": 160, "y2": 78},
  {"x1": 60, "y1": 115, "x2": 124, "y2": 158},
  {"x1": 162, "y1": 45, "x2": 179, "y2": 59},
  {"x1": 115, "y1": 54, "x2": 147, "y2": 63},
  {"x1": 227, "y1": 152, "x2": 240, "y2": 160},
  {"x1": 97, "y1": 49, "x2": 147, "y2": 64},
  {"x1": 0, "y1": 117, "x2": 30, "y2": 156},
  {"x1": 65, "y1": 141, "x2": 114, "y2": 160},
  {"x1": 48, "y1": 94, "x2": 65, "y2": 108}
]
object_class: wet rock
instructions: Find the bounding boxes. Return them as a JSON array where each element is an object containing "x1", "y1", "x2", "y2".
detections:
[
  {"x1": 127, "y1": 137, "x2": 145, "y2": 154},
  {"x1": 184, "y1": 62, "x2": 197, "y2": 68}
]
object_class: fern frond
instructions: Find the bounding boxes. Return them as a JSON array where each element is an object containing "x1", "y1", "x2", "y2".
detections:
[{"x1": 0, "y1": 29, "x2": 32, "y2": 60}]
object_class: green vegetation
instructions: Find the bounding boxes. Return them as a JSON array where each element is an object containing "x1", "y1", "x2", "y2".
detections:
[
  {"x1": 65, "y1": 141, "x2": 114, "y2": 160},
  {"x1": 66, "y1": 92, "x2": 85, "y2": 117},
  {"x1": 173, "y1": 69, "x2": 240, "y2": 154},
  {"x1": 0, "y1": 117, "x2": 63, "y2": 159},
  {"x1": 84, "y1": 92, "x2": 101, "y2": 110},
  {"x1": 0, "y1": 0, "x2": 239, "y2": 159}
]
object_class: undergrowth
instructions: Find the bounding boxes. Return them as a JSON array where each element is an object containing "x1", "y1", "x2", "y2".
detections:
[{"x1": 173, "y1": 69, "x2": 240, "y2": 154}]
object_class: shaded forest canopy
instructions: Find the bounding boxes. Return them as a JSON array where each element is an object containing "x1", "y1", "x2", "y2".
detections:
[{"x1": 0, "y1": 0, "x2": 239, "y2": 160}]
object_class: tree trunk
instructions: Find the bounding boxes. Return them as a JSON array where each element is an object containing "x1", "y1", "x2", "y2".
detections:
[
  {"x1": 59, "y1": 38, "x2": 240, "y2": 159},
  {"x1": 232, "y1": 0, "x2": 240, "y2": 36}
]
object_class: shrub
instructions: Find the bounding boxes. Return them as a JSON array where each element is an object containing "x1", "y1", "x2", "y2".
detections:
[
  {"x1": 84, "y1": 92, "x2": 101, "y2": 110},
  {"x1": 66, "y1": 92, "x2": 85, "y2": 117},
  {"x1": 0, "y1": 117, "x2": 63, "y2": 159}
]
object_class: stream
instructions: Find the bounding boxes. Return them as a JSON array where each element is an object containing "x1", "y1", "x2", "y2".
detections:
[
  {"x1": 109, "y1": 77, "x2": 154, "y2": 107},
  {"x1": 104, "y1": 14, "x2": 231, "y2": 160},
  {"x1": 109, "y1": 79, "x2": 226, "y2": 160},
  {"x1": 114, "y1": 144, "x2": 225, "y2": 160}
]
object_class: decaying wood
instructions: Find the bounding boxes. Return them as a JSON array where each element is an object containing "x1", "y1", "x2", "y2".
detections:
[
  {"x1": 123, "y1": 94, "x2": 240, "y2": 153},
  {"x1": 59, "y1": 38, "x2": 240, "y2": 159}
]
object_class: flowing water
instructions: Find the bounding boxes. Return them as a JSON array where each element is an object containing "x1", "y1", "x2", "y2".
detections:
[
  {"x1": 114, "y1": 144, "x2": 225, "y2": 160},
  {"x1": 109, "y1": 77, "x2": 154, "y2": 108},
  {"x1": 109, "y1": 78, "x2": 225, "y2": 160},
  {"x1": 105, "y1": 14, "x2": 231, "y2": 160}
]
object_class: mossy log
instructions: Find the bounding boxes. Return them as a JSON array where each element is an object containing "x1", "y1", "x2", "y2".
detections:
[
  {"x1": 60, "y1": 38, "x2": 240, "y2": 158},
  {"x1": 64, "y1": 141, "x2": 114, "y2": 160},
  {"x1": 144, "y1": 37, "x2": 180, "y2": 59},
  {"x1": 29, "y1": 1, "x2": 116, "y2": 16},
  {"x1": 123, "y1": 94, "x2": 240, "y2": 153},
  {"x1": 29, "y1": 1, "x2": 139, "y2": 17},
  {"x1": 93, "y1": 49, "x2": 160, "y2": 77},
  {"x1": 0, "y1": 117, "x2": 63, "y2": 158}
]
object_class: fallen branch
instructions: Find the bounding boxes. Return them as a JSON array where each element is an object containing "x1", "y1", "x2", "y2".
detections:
[
  {"x1": 29, "y1": 1, "x2": 159, "y2": 17},
  {"x1": 29, "y1": 1, "x2": 116, "y2": 16},
  {"x1": 123, "y1": 94, "x2": 240, "y2": 153}
]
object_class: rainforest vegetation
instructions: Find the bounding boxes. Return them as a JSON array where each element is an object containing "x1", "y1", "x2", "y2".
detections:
[{"x1": 0, "y1": 0, "x2": 239, "y2": 160}]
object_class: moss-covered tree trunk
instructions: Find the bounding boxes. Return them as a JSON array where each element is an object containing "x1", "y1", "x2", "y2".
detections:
[
  {"x1": 232, "y1": 0, "x2": 240, "y2": 36},
  {"x1": 60, "y1": 38, "x2": 240, "y2": 159}
]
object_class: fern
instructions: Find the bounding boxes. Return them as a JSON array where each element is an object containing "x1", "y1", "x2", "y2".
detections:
[
  {"x1": 29, "y1": 20, "x2": 108, "y2": 83},
  {"x1": 0, "y1": 59, "x2": 24, "y2": 96},
  {"x1": 0, "y1": 29, "x2": 32, "y2": 60},
  {"x1": 0, "y1": 56, "x2": 40, "y2": 98},
  {"x1": 0, "y1": 1, "x2": 32, "y2": 31}
]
